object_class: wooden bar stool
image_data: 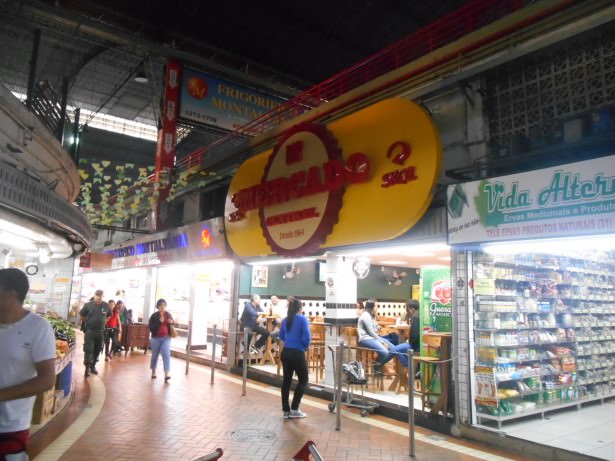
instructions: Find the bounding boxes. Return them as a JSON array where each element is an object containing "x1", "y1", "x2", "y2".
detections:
[
  {"x1": 388, "y1": 356, "x2": 409, "y2": 394},
  {"x1": 307, "y1": 323, "x2": 326, "y2": 382},
  {"x1": 412, "y1": 334, "x2": 443, "y2": 411},
  {"x1": 235, "y1": 322, "x2": 259, "y2": 366}
]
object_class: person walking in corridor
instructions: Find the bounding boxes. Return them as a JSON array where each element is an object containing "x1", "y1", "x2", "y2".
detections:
[
  {"x1": 104, "y1": 301, "x2": 121, "y2": 360},
  {"x1": 148, "y1": 299, "x2": 174, "y2": 382},
  {"x1": 80, "y1": 289, "x2": 111, "y2": 377},
  {"x1": 279, "y1": 296, "x2": 311, "y2": 419},
  {"x1": 0, "y1": 268, "x2": 56, "y2": 459}
]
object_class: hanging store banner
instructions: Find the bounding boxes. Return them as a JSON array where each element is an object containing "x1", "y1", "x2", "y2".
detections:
[
  {"x1": 179, "y1": 67, "x2": 288, "y2": 131},
  {"x1": 102, "y1": 218, "x2": 227, "y2": 269},
  {"x1": 420, "y1": 267, "x2": 452, "y2": 340},
  {"x1": 225, "y1": 98, "x2": 442, "y2": 257},
  {"x1": 447, "y1": 155, "x2": 615, "y2": 245}
]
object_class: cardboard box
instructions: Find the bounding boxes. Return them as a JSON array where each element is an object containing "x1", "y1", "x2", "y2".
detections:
[
  {"x1": 31, "y1": 388, "x2": 55, "y2": 424},
  {"x1": 32, "y1": 388, "x2": 55, "y2": 424},
  {"x1": 53, "y1": 394, "x2": 65, "y2": 414}
]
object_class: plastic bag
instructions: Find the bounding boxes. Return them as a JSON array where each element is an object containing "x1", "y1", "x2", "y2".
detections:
[{"x1": 342, "y1": 361, "x2": 366, "y2": 383}]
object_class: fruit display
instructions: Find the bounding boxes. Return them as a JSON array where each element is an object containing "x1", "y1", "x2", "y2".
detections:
[{"x1": 42, "y1": 313, "x2": 76, "y2": 349}]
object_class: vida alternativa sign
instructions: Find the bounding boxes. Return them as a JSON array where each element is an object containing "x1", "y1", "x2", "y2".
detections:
[{"x1": 447, "y1": 155, "x2": 615, "y2": 245}]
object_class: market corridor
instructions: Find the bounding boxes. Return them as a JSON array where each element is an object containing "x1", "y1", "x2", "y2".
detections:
[{"x1": 29, "y1": 345, "x2": 528, "y2": 461}]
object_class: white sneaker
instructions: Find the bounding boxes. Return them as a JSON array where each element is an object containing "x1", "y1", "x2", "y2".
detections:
[
  {"x1": 283, "y1": 411, "x2": 290, "y2": 419},
  {"x1": 288, "y1": 409, "x2": 306, "y2": 419}
]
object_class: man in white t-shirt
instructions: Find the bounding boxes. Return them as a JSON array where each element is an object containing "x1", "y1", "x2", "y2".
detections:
[
  {"x1": 0, "y1": 268, "x2": 56, "y2": 459},
  {"x1": 269, "y1": 295, "x2": 287, "y2": 319}
]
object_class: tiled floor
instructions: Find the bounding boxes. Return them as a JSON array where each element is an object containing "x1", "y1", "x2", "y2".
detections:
[
  {"x1": 499, "y1": 400, "x2": 615, "y2": 460},
  {"x1": 29, "y1": 340, "x2": 533, "y2": 461}
]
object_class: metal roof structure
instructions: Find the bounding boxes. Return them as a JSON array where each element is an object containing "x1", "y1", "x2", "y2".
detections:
[{"x1": 0, "y1": 0, "x2": 468, "y2": 132}]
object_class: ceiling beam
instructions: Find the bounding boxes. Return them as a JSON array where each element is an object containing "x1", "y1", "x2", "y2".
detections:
[{"x1": 14, "y1": 0, "x2": 305, "y2": 100}]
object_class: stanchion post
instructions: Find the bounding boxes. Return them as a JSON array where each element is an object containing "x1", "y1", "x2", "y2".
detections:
[
  {"x1": 408, "y1": 348, "x2": 415, "y2": 457},
  {"x1": 185, "y1": 320, "x2": 193, "y2": 375},
  {"x1": 335, "y1": 340, "x2": 344, "y2": 431},
  {"x1": 242, "y1": 327, "x2": 249, "y2": 396},
  {"x1": 211, "y1": 323, "x2": 217, "y2": 385}
]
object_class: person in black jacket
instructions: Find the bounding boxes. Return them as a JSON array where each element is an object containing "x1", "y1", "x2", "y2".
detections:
[
  {"x1": 405, "y1": 300, "x2": 421, "y2": 377},
  {"x1": 240, "y1": 294, "x2": 269, "y2": 353},
  {"x1": 80, "y1": 289, "x2": 111, "y2": 377},
  {"x1": 406, "y1": 300, "x2": 421, "y2": 352}
]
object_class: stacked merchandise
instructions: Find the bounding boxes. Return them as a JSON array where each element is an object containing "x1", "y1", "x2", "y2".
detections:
[
  {"x1": 472, "y1": 251, "x2": 615, "y2": 427},
  {"x1": 31, "y1": 313, "x2": 76, "y2": 426}
]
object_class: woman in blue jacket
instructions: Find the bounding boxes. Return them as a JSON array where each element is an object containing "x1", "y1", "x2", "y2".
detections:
[{"x1": 279, "y1": 296, "x2": 311, "y2": 419}]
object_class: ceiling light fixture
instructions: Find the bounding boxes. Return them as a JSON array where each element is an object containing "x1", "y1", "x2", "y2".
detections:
[
  {"x1": 246, "y1": 257, "x2": 317, "y2": 266},
  {"x1": 38, "y1": 246, "x2": 51, "y2": 264},
  {"x1": 134, "y1": 63, "x2": 148, "y2": 83},
  {"x1": 379, "y1": 260, "x2": 408, "y2": 266},
  {"x1": 341, "y1": 242, "x2": 449, "y2": 258}
]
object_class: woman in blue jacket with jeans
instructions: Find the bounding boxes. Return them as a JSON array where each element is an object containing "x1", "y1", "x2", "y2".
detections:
[{"x1": 279, "y1": 296, "x2": 311, "y2": 419}]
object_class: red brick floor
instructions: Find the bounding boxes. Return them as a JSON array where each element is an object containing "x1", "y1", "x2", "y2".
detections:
[{"x1": 29, "y1": 341, "x2": 531, "y2": 461}]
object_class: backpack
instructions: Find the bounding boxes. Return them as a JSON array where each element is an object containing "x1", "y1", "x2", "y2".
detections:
[{"x1": 342, "y1": 361, "x2": 367, "y2": 384}]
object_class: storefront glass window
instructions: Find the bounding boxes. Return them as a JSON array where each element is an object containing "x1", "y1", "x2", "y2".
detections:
[
  {"x1": 470, "y1": 241, "x2": 615, "y2": 429},
  {"x1": 80, "y1": 268, "x2": 148, "y2": 322}
]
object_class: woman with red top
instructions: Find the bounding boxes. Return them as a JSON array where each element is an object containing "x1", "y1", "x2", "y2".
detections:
[
  {"x1": 148, "y1": 298, "x2": 174, "y2": 382},
  {"x1": 104, "y1": 300, "x2": 121, "y2": 361}
]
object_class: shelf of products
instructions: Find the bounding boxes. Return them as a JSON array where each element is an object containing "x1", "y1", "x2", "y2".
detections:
[
  {"x1": 31, "y1": 314, "x2": 76, "y2": 428},
  {"x1": 472, "y1": 251, "x2": 615, "y2": 428}
]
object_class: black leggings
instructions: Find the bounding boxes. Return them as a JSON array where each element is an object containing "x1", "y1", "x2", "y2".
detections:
[
  {"x1": 280, "y1": 348, "x2": 309, "y2": 412},
  {"x1": 104, "y1": 327, "x2": 119, "y2": 356}
]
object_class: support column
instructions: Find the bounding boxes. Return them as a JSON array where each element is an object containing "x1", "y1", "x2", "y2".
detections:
[
  {"x1": 323, "y1": 254, "x2": 357, "y2": 386},
  {"x1": 26, "y1": 29, "x2": 41, "y2": 109},
  {"x1": 153, "y1": 59, "x2": 181, "y2": 230}
]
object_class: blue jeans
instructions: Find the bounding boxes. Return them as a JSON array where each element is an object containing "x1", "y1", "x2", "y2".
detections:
[
  {"x1": 389, "y1": 343, "x2": 412, "y2": 367},
  {"x1": 150, "y1": 336, "x2": 171, "y2": 373},
  {"x1": 359, "y1": 337, "x2": 396, "y2": 364}
]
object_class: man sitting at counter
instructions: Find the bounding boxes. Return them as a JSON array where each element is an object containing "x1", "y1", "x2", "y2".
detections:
[
  {"x1": 240, "y1": 294, "x2": 271, "y2": 354},
  {"x1": 405, "y1": 300, "x2": 421, "y2": 352}
]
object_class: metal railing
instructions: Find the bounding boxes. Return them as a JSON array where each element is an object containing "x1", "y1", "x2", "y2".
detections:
[
  {"x1": 103, "y1": 0, "x2": 573, "y2": 214},
  {"x1": 29, "y1": 80, "x2": 69, "y2": 142},
  {"x1": 292, "y1": 441, "x2": 324, "y2": 461},
  {"x1": 174, "y1": 0, "x2": 532, "y2": 174},
  {"x1": 0, "y1": 158, "x2": 90, "y2": 248},
  {"x1": 192, "y1": 448, "x2": 223, "y2": 460}
]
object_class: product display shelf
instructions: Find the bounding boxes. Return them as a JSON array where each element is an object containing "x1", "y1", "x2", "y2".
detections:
[
  {"x1": 476, "y1": 393, "x2": 615, "y2": 429},
  {"x1": 472, "y1": 252, "x2": 615, "y2": 428},
  {"x1": 55, "y1": 347, "x2": 74, "y2": 374}
]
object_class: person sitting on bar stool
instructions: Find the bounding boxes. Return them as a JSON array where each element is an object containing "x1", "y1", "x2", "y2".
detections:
[
  {"x1": 405, "y1": 300, "x2": 421, "y2": 377},
  {"x1": 357, "y1": 299, "x2": 411, "y2": 374},
  {"x1": 240, "y1": 294, "x2": 270, "y2": 355}
]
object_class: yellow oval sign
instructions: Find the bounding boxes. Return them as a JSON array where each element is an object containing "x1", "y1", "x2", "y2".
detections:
[{"x1": 225, "y1": 98, "x2": 442, "y2": 257}]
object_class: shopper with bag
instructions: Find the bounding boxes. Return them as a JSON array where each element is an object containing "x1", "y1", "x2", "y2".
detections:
[
  {"x1": 279, "y1": 296, "x2": 311, "y2": 419},
  {"x1": 148, "y1": 298, "x2": 175, "y2": 382}
]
